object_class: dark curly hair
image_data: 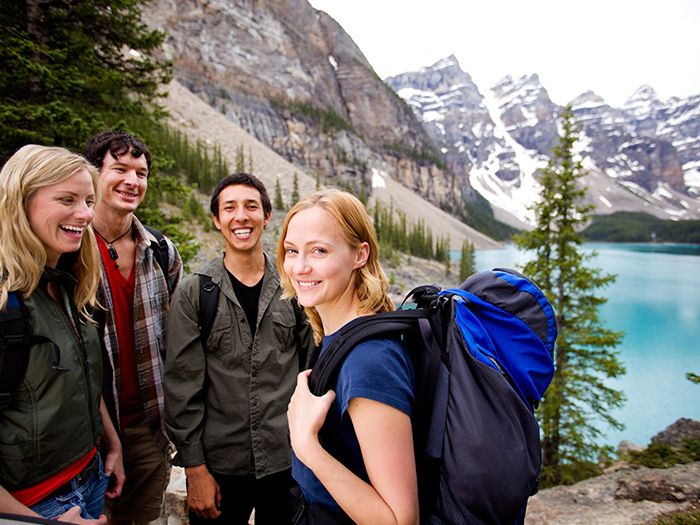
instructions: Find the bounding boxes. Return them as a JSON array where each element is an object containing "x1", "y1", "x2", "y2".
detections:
[{"x1": 83, "y1": 130, "x2": 152, "y2": 172}]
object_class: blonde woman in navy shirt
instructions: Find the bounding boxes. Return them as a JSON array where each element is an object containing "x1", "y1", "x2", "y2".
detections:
[{"x1": 277, "y1": 188, "x2": 418, "y2": 525}]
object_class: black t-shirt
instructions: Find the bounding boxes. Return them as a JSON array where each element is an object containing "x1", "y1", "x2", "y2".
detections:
[{"x1": 227, "y1": 270, "x2": 263, "y2": 337}]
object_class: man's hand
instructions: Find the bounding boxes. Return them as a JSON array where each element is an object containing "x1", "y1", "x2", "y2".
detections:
[
  {"x1": 185, "y1": 464, "x2": 221, "y2": 519},
  {"x1": 58, "y1": 506, "x2": 108, "y2": 524}
]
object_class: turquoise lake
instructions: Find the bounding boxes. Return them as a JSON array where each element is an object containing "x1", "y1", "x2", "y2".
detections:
[{"x1": 473, "y1": 243, "x2": 700, "y2": 447}]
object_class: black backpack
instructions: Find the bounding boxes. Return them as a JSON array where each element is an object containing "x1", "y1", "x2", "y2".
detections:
[
  {"x1": 0, "y1": 292, "x2": 31, "y2": 414},
  {"x1": 0, "y1": 292, "x2": 65, "y2": 415},
  {"x1": 308, "y1": 268, "x2": 557, "y2": 524},
  {"x1": 144, "y1": 225, "x2": 173, "y2": 294},
  {"x1": 197, "y1": 274, "x2": 220, "y2": 344}
]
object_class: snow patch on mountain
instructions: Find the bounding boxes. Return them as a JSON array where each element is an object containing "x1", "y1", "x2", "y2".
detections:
[
  {"x1": 371, "y1": 168, "x2": 386, "y2": 189},
  {"x1": 472, "y1": 88, "x2": 546, "y2": 223}
]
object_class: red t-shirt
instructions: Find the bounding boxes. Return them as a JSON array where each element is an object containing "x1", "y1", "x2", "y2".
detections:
[{"x1": 96, "y1": 236, "x2": 144, "y2": 427}]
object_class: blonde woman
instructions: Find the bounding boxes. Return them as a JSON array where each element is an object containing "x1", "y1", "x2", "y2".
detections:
[
  {"x1": 0, "y1": 145, "x2": 123, "y2": 524},
  {"x1": 278, "y1": 188, "x2": 418, "y2": 525}
]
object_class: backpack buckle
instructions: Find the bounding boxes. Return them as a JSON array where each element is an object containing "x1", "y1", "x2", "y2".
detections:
[
  {"x1": 0, "y1": 333, "x2": 25, "y2": 349},
  {"x1": 403, "y1": 284, "x2": 440, "y2": 309}
]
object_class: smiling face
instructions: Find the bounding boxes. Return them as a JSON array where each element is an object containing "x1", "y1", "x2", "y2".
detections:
[
  {"x1": 282, "y1": 205, "x2": 368, "y2": 316},
  {"x1": 26, "y1": 168, "x2": 96, "y2": 268},
  {"x1": 212, "y1": 183, "x2": 271, "y2": 255},
  {"x1": 96, "y1": 150, "x2": 148, "y2": 215}
]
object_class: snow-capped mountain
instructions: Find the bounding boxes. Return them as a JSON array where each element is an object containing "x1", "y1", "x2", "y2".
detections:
[{"x1": 387, "y1": 56, "x2": 700, "y2": 225}]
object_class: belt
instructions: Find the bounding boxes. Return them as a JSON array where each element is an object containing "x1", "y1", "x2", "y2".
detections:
[{"x1": 49, "y1": 454, "x2": 99, "y2": 498}]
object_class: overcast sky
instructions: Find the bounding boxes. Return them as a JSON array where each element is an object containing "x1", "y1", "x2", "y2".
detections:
[{"x1": 308, "y1": 0, "x2": 700, "y2": 107}]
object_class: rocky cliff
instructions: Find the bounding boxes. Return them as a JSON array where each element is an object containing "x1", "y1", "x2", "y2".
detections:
[{"x1": 143, "y1": 0, "x2": 459, "y2": 209}]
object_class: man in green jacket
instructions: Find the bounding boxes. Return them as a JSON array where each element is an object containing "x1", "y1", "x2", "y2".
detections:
[{"x1": 164, "y1": 173, "x2": 315, "y2": 525}]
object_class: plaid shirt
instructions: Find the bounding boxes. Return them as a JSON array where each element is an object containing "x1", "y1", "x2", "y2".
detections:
[{"x1": 99, "y1": 217, "x2": 182, "y2": 451}]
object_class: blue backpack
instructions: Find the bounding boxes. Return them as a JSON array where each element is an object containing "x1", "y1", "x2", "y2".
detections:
[{"x1": 308, "y1": 268, "x2": 557, "y2": 524}]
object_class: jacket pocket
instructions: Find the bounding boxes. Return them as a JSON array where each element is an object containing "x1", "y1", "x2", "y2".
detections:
[
  {"x1": 0, "y1": 439, "x2": 34, "y2": 488},
  {"x1": 272, "y1": 310, "x2": 296, "y2": 349},
  {"x1": 206, "y1": 327, "x2": 246, "y2": 368}
]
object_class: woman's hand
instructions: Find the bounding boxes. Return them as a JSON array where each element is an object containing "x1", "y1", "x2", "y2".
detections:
[
  {"x1": 287, "y1": 370, "x2": 336, "y2": 466},
  {"x1": 57, "y1": 506, "x2": 107, "y2": 524},
  {"x1": 99, "y1": 399, "x2": 124, "y2": 499}
]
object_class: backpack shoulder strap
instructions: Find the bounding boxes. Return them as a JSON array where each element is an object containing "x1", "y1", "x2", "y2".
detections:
[
  {"x1": 198, "y1": 274, "x2": 220, "y2": 346},
  {"x1": 308, "y1": 283, "x2": 442, "y2": 396},
  {"x1": 308, "y1": 309, "x2": 428, "y2": 396},
  {"x1": 0, "y1": 292, "x2": 31, "y2": 414},
  {"x1": 143, "y1": 225, "x2": 170, "y2": 278}
]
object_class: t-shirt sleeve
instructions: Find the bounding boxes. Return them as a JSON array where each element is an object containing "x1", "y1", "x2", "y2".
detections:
[{"x1": 335, "y1": 338, "x2": 414, "y2": 417}]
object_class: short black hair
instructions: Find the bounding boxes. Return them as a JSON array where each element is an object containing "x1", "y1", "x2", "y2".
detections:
[
  {"x1": 83, "y1": 130, "x2": 152, "y2": 172},
  {"x1": 210, "y1": 173, "x2": 272, "y2": 218}
]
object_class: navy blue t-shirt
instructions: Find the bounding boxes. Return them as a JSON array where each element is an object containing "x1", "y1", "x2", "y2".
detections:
[{"x1": 292, "y1": 330, "x2": 414, "y2": 510}]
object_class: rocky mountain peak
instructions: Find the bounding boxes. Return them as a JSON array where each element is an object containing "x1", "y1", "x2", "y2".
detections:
[
  {"x1": 489, "y1": 74, "x2": 559, "y2": 157},
  {"x1": 626, "y1": 84, "x2": 659, "y2": 104},
  {"x1": 387, "y1": 56, "x2": 478, "y2": 99},
  {"x1": 432, "y1": 54, "x2": 461, "y2": 71},
  {"x1": 571, "y1": 90, "x2": 609, "y2": 109},
  {"x1": 624, "y1": 85, "x2": 664, "y2": 120},
  {"x1": 492, "y1": 73, "x2": 545, "y2": 100}
]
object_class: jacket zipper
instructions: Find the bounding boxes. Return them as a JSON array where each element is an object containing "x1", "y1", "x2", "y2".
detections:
[{"x1": 56, "y1": 294, "x2": 99, "y2": 444}]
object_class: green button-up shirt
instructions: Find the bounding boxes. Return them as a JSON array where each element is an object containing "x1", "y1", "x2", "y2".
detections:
[{"x1": 164, "y1": 254, "x2": 315, "y2": 477}]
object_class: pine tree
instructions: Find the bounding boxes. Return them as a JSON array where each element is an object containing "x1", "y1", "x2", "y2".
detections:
[
  {"x1": 0, "y1": 0, "x2": 171, "y2": 161},
  {"x1": 182, "y1": 192, "x2": 207, "y2": 224},
  {"x1": 459, "y1": 239, "x2": 476, "y2": 282},
  {"x1": 274, "y1": 177, "x2": 285, "y2": 211},
  {"x1": 514, "y1": 106, "x2": 625, "y2": 486},
  {"x1": 443, "y1": 237, "x2": 452, "y2": 278},
  {"x1": 235, "y1": 145, "x2": 245, "y2": 173},
  {"x1": 291, "y1": 172, "x2": 300, "y2": 205},
  {"x1": 358, "y1": 182, "x2": 368, "y2": 206}
]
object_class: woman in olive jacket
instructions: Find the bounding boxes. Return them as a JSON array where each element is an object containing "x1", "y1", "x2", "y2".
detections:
[{"x1": 0, "y1": 145, "x2": 123, "y2": 523}]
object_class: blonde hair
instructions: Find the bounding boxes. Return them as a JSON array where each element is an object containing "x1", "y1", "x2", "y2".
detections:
[
  {"x1": 0, "y1": 145, "x2": 101, "y2": 317},
  {"x1": 276, "y1": 188, "x2": 394, "y2": 344}
]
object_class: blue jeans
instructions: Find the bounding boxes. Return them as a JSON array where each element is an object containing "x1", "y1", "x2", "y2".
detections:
[{"x1": 30, "y1": 454, "x2": 110, "y2": 520}]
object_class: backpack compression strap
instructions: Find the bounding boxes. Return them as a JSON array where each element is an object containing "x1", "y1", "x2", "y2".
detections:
[{"x1": 197, "y1": 274, "x2": 220, "y2": 346}]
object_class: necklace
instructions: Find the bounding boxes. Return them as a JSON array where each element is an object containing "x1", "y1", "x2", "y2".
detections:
[{"x1": 94, "y1": 225, "x2": 132, "y2": 268}]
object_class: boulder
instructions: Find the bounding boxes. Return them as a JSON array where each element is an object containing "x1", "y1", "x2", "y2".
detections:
[
  {"x1": 651, "y1": 418, "x2": 700, "y2": 447},
  {"x1": 618, "y1": 440, "x2": 645, "y2": 453},
  {"x1": 525, "y1": 462, "x2": 700, "y2": 524},
  {"x1": 615, "y1": 462, "x2": 700, "y2": 503}
]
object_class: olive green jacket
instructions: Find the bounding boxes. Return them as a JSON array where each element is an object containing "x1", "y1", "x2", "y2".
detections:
[
  {"x1": 165, "y1": 254, "x2": 315, "y2": 477},
  {"x1": 0, "y1": 269, "x2": 103, "y2": 490}
]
